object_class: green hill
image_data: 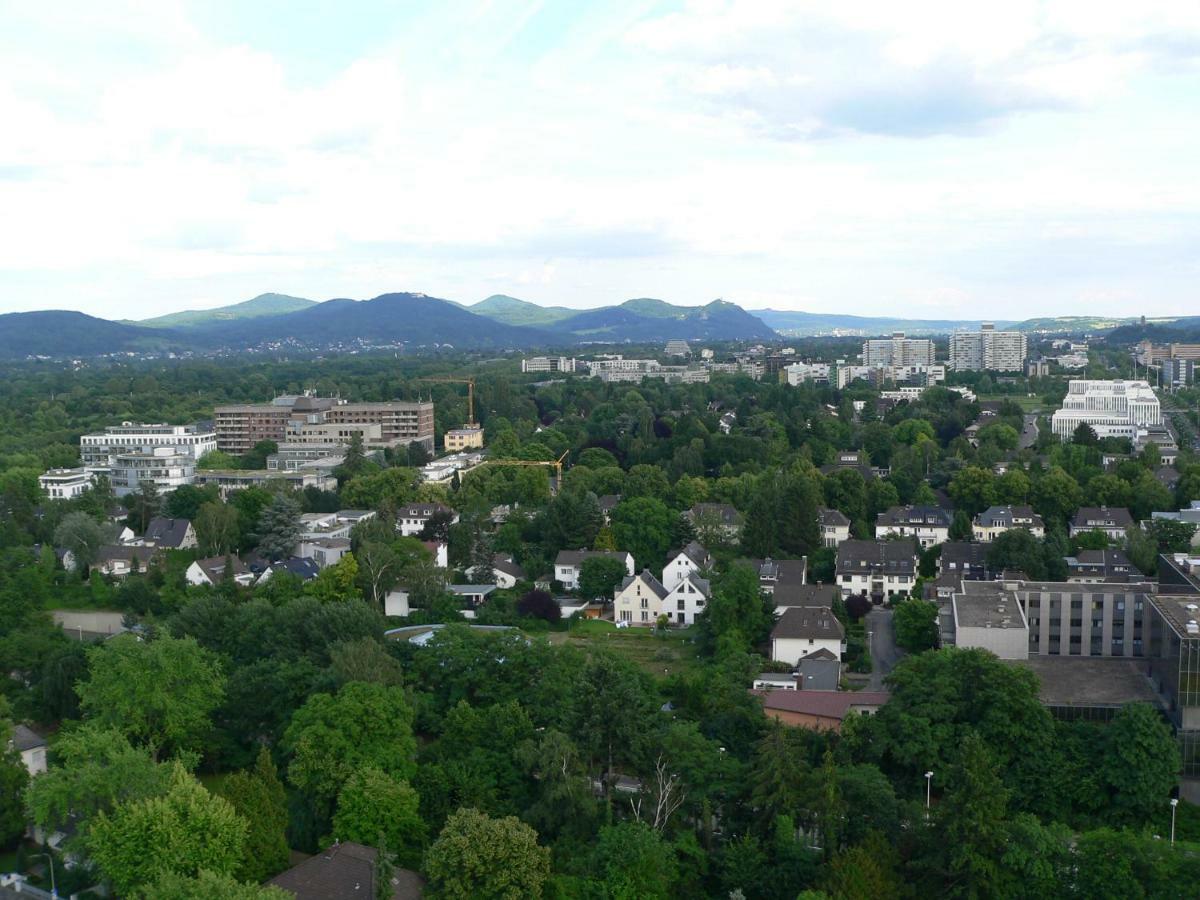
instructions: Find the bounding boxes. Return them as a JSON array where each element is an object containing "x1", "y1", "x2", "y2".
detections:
[
  {"x1": 470, "y1": 295, "x2": 577, "y2": 327},
  {"x1": 133, "y1": 293, "x2": 316, "y2": 329}
]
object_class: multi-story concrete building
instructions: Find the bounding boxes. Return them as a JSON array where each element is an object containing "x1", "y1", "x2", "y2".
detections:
[
  {"x1": 664, "y1": 340, "x2": 690, "y2": 357},
  {"x1": 193, "y1": 468, "x2": 336, "y2": 499},
  {"x1": 214, "y1": 395, "x2": 434, "y2": 455},
  {"x1": 949, "y1": 324, "x2": 1028, "y2": 372},
  {"x1": 267, "y1": 445, "x2": 346, "y2": 471},
  {"x1": 835, "y1": 539, "x2": 919, "y2": 600},
  {"x1": 784, "y1": 362, "x2": 832, "y2": 385},
  {"x1": 39, "y1": 467, "x2": 96, "y2": 500},
  {"x1": 1163, "y1": 358, "x2": 1195, "y2": 391},
  {"x1": 952, "y1": 581, "x2": 1029, "y2": 660},
  {"x1": 444, "y1": 426, "x2": 484, "y2": 452},
  {"x1": 100, "y1": 448, "x2": 196, "y2": 497},
  {"x1": 1050, "y1": 380, "x2": 1161, "y2": 440},
  {"x1": 521, "y1": 356, "x2": 577, "y2": 373},
  {"x1": 80, "y1": 422, "x2": 216, "y2": 467},
  {"x1": 862, "y1": 333, "x2": 935, "y2": 367},
  {"x1": 973, "y1": 505, "x2": 1045, "y2": 542},
  {"x1": 1069, "y1": 506, "x2": 1134, "y2": 541}
]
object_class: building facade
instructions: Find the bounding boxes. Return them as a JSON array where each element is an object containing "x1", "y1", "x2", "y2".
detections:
[
  {"x1": 214, "y1": 395, "x2": 434, "y2": 454},
  {"x1": 949, "y1": 324, "x2": 1028, "y2": 372},
  {"x1": 1050, "y1": 380, "x2": 1161, "y2": 440},
  {"x1": 862, "y1": 333, "x2": 936, "y2": 367},
  {"x1": 80, "y1": 422, "x2": 216, "y2": 467},
  {"x1": 38, "y1": 467, "x2": 95, "y2": 500},
  {"x1": 521, "y1": 356, "x2": 577, "y2": 373}
]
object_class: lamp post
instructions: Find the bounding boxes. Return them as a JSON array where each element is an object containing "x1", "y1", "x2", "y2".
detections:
[
  {"x1": 33, "y1": 852, "x2": 57, "y2": 899},
  {"x1": 924, "y1": 771, "x2": 934, "y2": 812},
  {"x1": 1171, "y1": 798, "x2": 1179, "y2": 846}
]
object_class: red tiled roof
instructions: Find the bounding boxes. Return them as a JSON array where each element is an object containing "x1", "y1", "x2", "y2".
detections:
[{"x1": 754, "y1": 690, "x2": 890, "y2": 720}]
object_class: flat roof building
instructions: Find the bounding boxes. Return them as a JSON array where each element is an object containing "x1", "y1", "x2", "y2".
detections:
[
  {"x1": 1050, "y1": 379, "x2": 1161, "y2": 440},
  {"x1": 214, "y1": 395, "x2": 434, "y2": 455}
]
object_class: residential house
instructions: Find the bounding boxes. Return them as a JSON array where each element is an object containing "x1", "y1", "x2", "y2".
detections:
[
  {"x1": 556, "y1": 597, "x2": 604, "y2": 619},
  {"x1": 875, "y1": 505, "x2": 952, "y2": 548},
  {"x1": 267, "y1": 840, "x2": 423, "y2": 900},
  {"x1": 835, "y1": 539, "x2": 919, "y2": 601},
  {"x1": 753, "y1": 650, "x2": 841, "y2": 692},
  {"x1": 143, "y1": 516, "x2": 197, "y2": 550},
  {"x1": 94, "y1": 544, "x2": 157, "y2": 578},
  {"x1": 397, "y1": 503, "x2": 458, "y2": 537},
  {"x1": 772, "y1": 583, "x2": 838, "y2": 614},
  {"x1": 423, "y1": 541, "x2": 449, "y2": 568},
  {"x1": 449, "y1": 584, "x2": 497, "y2": 618},
  {"x1": 756, "y1": 689, "x2": 890, "y2": 732},
  {"x1": 614, "y1": 570, "x2": 669, "y2": 626},
  {"x1": 770, "y1": 606, "x2": 846, "y2": 665},
  {"x1": 821, "y1": 450, "x2": 876, "y2": 480},
  {"x1": 296, "y1": 538, "x2": 352, "y2": 569},
  {"x1": 931, "y1": 542, "x2": 993, "y2": 599},
  {"x1": 1065, "y1": 548, "x2": 1137, "y2": 583},
  {"x1": 1070, "y1": 507, "x2": 1134, "y2": 541},
  {"x1": 597, "y1": 495, "x2": 621, "y2": 524},
  {"x1": 973, "y1": 506, "x2": 1045, "y2": 542},
  {"x1": 185, "y1": 555, "x2": 254, "y2": 587},
  {"x1": 10, "y1": 725, "x2": 47, "y2": 777},
  {"x1": 686, "y1": 503, "x2": 744, "y2": 540},
  {"x1": 742, "y1": 557, "x2": 808, "y2": 595},
  {"x1": 661, "y1": 573, "x2": 710, "y2": 626},
  {"x1": 491, "y1": 555, "x2": 527, "y2": 589},
  {"x1": 818, "y1": 508, "x2": 851, "y2": 548},
  {"x1": 257, "y1": 557, "x2": 321, "y2": 584},
  {"x1": 662, "y1": 541, "x2": 712, "y2": 591},
  {"x1": 554, "y1": 550, "x2": 635, "y2": 591}
]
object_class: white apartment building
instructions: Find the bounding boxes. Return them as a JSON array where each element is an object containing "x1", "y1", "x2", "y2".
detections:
[
  {"x1": 80, "y1": 422, "x2": 216, "y2": 467},
  {"x1": 862, "y1": 333, "x2": 935, "y2": 367},
  {"x1": 949, "y1": 324, "x2": 1028, "y2": 372},
  {"x1": 101, "y1": 448, "x2": 196, "y2": 496},
  {"x1": 1050, "y1": 380, "x2": 1162, "y2": 440},
  {"x1": 784, "y1": 362, "x2": 832, "y2": 385},
  {"x1": 521, "y1": 356, "x2": 577, "y2": 373},
  {"x1": 39, "y1": 467, "x2": 95, "y2": 500}
]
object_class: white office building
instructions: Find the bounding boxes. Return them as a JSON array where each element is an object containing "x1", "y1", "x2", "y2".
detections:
[
  {"x1": 80, "y1": 422, "x2": 216, "y2": 467},
  {"x1": 39, "y1": 467, "x2": 96, "y2": 500},
  {"x1": 862, "y1": 333, "x2": 935, "y2": 367},
  {"x1": 521, "y1": 356, "x2": 577, "y2": 373},
  {"x1": 949, "y1": 324, "x2": 1028, "y2": 372},
  {"x1": 1050, "y1": 380, "x2": 1162, "y2": 440}
]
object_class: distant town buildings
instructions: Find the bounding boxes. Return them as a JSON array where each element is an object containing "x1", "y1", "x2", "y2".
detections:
[
  {"x1": 664, "y1": 339, "x2": 690, "y2": 356},
  {"x1": 861, "y1": 332, "x2": 935, "y2": 368},
  {"x1": 214, "y1": 394, "x2": 434, "y2": 454},
  {"x1": 521, "y1": 356, "x2": 577, "y2": 373},
  {"x1": 1162, "y1": 358, "x2": 1195, "y2": 391},
  {"x1": 948, "y1": 323, "x2": 1028, "y2": 372},
  {"x1": 1050, "y1": 379, "x2": 1161, "y2": 440}
]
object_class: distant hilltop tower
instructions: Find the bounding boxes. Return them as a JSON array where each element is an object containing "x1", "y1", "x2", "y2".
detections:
[{"x1": 1141, "y1": 315, "x2": 1146, "y2": 325}]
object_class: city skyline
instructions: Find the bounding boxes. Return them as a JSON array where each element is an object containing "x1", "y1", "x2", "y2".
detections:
[{"x1": 4, "y1": 2, "x2": 1200, "y2": 320}]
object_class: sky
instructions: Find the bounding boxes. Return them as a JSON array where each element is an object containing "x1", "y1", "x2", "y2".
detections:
[{"x1": 3, "y1": 0, "x2": 1200, "y2": 321}]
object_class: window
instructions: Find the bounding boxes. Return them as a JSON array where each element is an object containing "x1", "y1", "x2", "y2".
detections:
[
  {"x1": 640, "y1": 611, "x2": 648, "y2": 622},
  {"x1": 677, "y1": 599, "x2": 685, "y2": 611},
  {"x1": 641, "y1": 598, "x2": 648, "y2": 609}
]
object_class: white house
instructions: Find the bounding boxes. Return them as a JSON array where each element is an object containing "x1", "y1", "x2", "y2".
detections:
[
  {"x1": 39, "y1": 467, "x2": 95, "y2": 500},
  {"x1": 490, "y1": 555, "x2": 527, "y2": 589},
  {"x1": 143, "y1": 517, "x2": 198, "y2": 550},
  {"x1": 397, "y1": 503, "x2": 458, "y2": 537},
  {"x1": 973, "y1": 506, "x2": 1045, "y2": 542},
  {"x1": 1070, "y1": 507, "x2": 1134, "y2": 541},
  {"x1": 295, "y1": 537, "x2": 352, "y2": 569},
  {"x1": 185, "y1": 556, "x2": 254, "y2": 587},
  {"x1": 10, "y1": 724, "x2": 47, "y2": 777},
  {"x1": 423, "y1": 541, "x2": 449, "y2": 569},
  {"x1": 770, "y1": 607, "x2": 846, "y2": 665},
  {"x1": 661, "y1": 573, "x2": 710, "y2": 626},
  {"x1": 554, "y1": 550, "x2": 635, "y2": 591},
  {"x1": 874, "y1": 505, "x2": 951, "y2": 548},
  {"x1": 834, "y1": 539, "x2": 919, "y2": 600},
  {"x1": 614, "y1": 570, "x2": 669, "y2": 626},
  {"x1": 818, "y1": 508, "x2": 851, "y2": 548},
  {"x1": 662, "y1": 542, "x2": 711, "y2": 591}
]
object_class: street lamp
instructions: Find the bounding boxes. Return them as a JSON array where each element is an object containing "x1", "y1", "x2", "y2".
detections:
[
  {"x1": 33, "y1": 852, "x2": 57, "y2": 899},
  {"x1": 924, "y1": 771, "x2": 934, "y2": 811},
  {"x1": 1171, "y1": 798, "x2": 1179, "y2": 845}
]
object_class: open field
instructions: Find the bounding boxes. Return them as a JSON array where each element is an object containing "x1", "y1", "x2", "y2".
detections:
[
  {"x1": 548, "y1": 619, "x2": 702, "y2": 680},
  {"x1": 976, "y1": 393, "x2": 1043, "y2": 412}
]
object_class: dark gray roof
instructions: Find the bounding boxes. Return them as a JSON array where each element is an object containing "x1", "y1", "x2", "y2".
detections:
[
  {"x1": 396, "y1": 503, "x2": 453, "y2": 518},
  {"x1": 975, "y1": 505, "x2": 1042, "y2": 528},
  {"x1": 835, "y1": 539, "x2": 918, "y2": 575},
  {"x1": 194, "y1": 555, "x2": 248, "y2": 582},
  {"x1": 492, "y1": 554, "x2": 527, "y2": 579},
  {"x1": 268, "y1": 841, "x2": 423, "y2": 900},
  {"x1": 597, "y1": 494, "x2": 621, "y2": 511},
  {"x1": 775, "y1": 559, "x2": 808, "y2": 587},
  {"x1": 145, "y1": 516, "x2": 192, "y2": 548},
  {"x1": 771, "y1": 606, "x2": 845, "y2": 641},
  {"x1": 939, "y1": 542, "x2": 990, "y2": 572},
  {"x1": 818, "y1": 508, "x2": 850, "y2": 527},
  {"x1": 772, "y1": 583, "x2": 838, "y2": 609},
  {"x1": 555, "y1": 549, "x2": 630, "y2": 567},
  {"x1": 688, "y1": 503, "x2": 743, "y2": 526},
  {"x1": 669, "y1": 541, "x2": 711, "y2": 568},
  {"x1": 98, "y1": 544, "x2": 157, "y2": 565},
  {"x1": 875, "y1": 505, "x2": 952, "y2": 528},
  {"x1": 619, "y1": 570, "x2": 668, "y2": 600},
  {"x1": 273, "y1": 557, "x2": 321, "y2": 581},
  {"x1": 1072, "y1": 507, "x2": 1134, "y2": 529},
  {"x1": 11, "y1": 724, "x2": 46, "y2": 752}
]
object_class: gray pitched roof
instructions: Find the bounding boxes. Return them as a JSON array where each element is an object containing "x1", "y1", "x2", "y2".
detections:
[
  {"x1": 11, "y1": 724, "x2": 46, "y2": 752},
  {"x1": 145, "y1": 516, "x2": 192, "y2": 548},
  {"x1": 688, "y1": 503, "x2": 743, "y2": 526},
  {"x1": 98, "y1": 544, "x2": 157, "y2": 565},
  {"x1": 975, "y1": 505, "x2": 1042, "y2": 528},
  {"x1": 1072, "y1": 507, "x2": 1134, "y2": 529},
  {"x1": 555, "y1": 549, "x2": 630, "y2": 567},
  {"x1": 835, "y1": 539, "x2": 918, "y2": 575},
  {"x1": 492, "y1": 555, "x2": 527, "y2": 579},
  {"x1": 194, "y1": 555, "x2": 248, "y2": 582},
  {"x1": 619, "y1": 569, "x2": 669, "y2": 600},
  {"x1": 772, "y1": 583, "x2": 838, "y2": 609},
  {"x1": 939, "y1": 542, "x2": 990, "y2": 572},
  {"x1": 818, "y1": 508, "x2": 850, "y2": 527},
  {"x1": 771, "y1": 606, "x2": 845, "y2": 641},
  {"x1": 268, "y1": 841, "x2": 423, "y2": 900},
  {"x1": 670, "y1": 541, "x2": 711, "y2": 568},
  {"x1": 876, "y1": 505, "x2": 952, "y2": 528}
]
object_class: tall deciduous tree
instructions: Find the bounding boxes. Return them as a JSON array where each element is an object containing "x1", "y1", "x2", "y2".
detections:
[
  {"x1": 1098, "y1": 702, "x2": 1181, "y2": 828},
  {"x1": 89, "y1": 762, "x2": 247, "y2": 896},
  {"x1": 220, "y1": 747, "x2": 290, "y2": 883},
  {"x1": 425, "y1": 807, "x2": 550, "y2": 900},
  {"x1": 577, "y1": 555, "x2": 628, "y2": 600},
  {"x1": 332, "y1": 765, "x2": 426, "y2": 868},
  {"x1": 77, "y1": 633, "x2": 225, "y2": 758},
  {"x1": 196, "y1": 502, "x2": 240, "y2": 557},
  {"x1": 53, "y1": 510, "x2": 112, "y2": 572}
]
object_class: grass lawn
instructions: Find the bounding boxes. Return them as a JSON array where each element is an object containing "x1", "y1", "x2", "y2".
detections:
[
  {"x1": 976, "y1": 393, "x2": 1043, "y2": 413},
  {"x1": 549, "y1": 619, "x2": 703, "y2": 680}
]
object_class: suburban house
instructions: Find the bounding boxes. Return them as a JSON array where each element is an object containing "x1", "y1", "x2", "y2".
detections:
[
  {"x1": 1065, "y1": 548, "x2": 1137, "y2": 583},
  {"x1": 835, "y1": 539, "x2": 919, "y2": 600},
  {"x1": 874, "y1": 505, "x2": 952, "y2": 548},
  {"x1": 10, "y1": 724, "x2": 47, "y2": 777},
  {"x1": 142, "y1": 516, "x2": 198, "y2": 550},
  {"x1": 753, "y1": 649, "x2": 841, "y2": 692},
  {"x1": 1070, "y1": 506, "x2": 1134, "y2": 541},
  {"x1": 449, "y1": 584, "x2": 498, "y2": 617},
  {"x1": 772, "y1": 583, "x2": 838, "y2": 614},
  {"x1": 770, "y1": 606, "x2": 846, "y2": 665},
  {"x1": 756, "y1": 689, "x2": 890, "y2": 732},
  {"x1": 94, "y1": 544, "x2": 157, "y2": 578},
  {"x1": 661, "y1": 573, "x2": 711, "y2": 626},
  {"x1": 930, "y1": 542, "x2": 993, "y2": 599},
  {"x1": 597, "y1": 494, "x2": 621, "y2": 523},
  {"x1": 185, "y1": 555, "x2": 254, "y2": 587},
  {"x1": 821, "y1": 450, "x2": 876, "y2": 480},
  {"x1": 614, "y1": 570, "x2": 669, "y2": 626},
  {"x1": 685, "y1": 503, "x2": 744, "y2": 540},
  {"x1": 556, "y1": 597, "x2": 604, "y2": 619},
  {"x1": 268, "y1": 841, "x2": 423, "y2": 900},
  {"x1": 257, "y1": 557, "x2": 321, "y2": 584},
  {"x1": 554, "y1": 550, "x2": 635, "y2": 591},
  {"x1": 397, "y1": 503, "x2": 458, "y2": 537},
  {"x1": 490, "y1": 554, "x2": 527, "y2": 589},
  {"x1": 296, "y1": 537, "x2": 353, "y2": 569},
  {"x1": 423, "y1": 541, "x2": 449, "y2": 568},
  {"x1": 663, "y1": 542, "x2": 712, "y2": 591},
  {"x1": 973, "y1": 506, "x2": 1045, "y2": 542},
  {"x1": 742, "y1": 557, "x2": 808, "y2": 594},
  {"x1": 818, "y1": 508, "x2": 851, "y2": 548}
]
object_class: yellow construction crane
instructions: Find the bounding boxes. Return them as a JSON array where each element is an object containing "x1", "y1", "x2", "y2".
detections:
[
  {"x1": 418, "y1": 377, "x2": 477, "y2": 427},
  {"x1": 480, "y1": 450, "x2": 569, "y2": 488}
]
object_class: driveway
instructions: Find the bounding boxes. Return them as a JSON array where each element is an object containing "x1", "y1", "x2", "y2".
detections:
[
  {"x1": 864, "y1": 607, "x2": 901, "y2": 692},
  {"x1": 1019, "y1": 413, "x2": 1040, "y2": 449}
]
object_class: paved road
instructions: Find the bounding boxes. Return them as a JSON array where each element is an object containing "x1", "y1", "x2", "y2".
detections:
[
  {"x1": 1019, "y1": 413, "x2": 1040, "y2": 449},
  {"x1": 865, "y1": 607, "x2": 901, "y2": 692}
]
